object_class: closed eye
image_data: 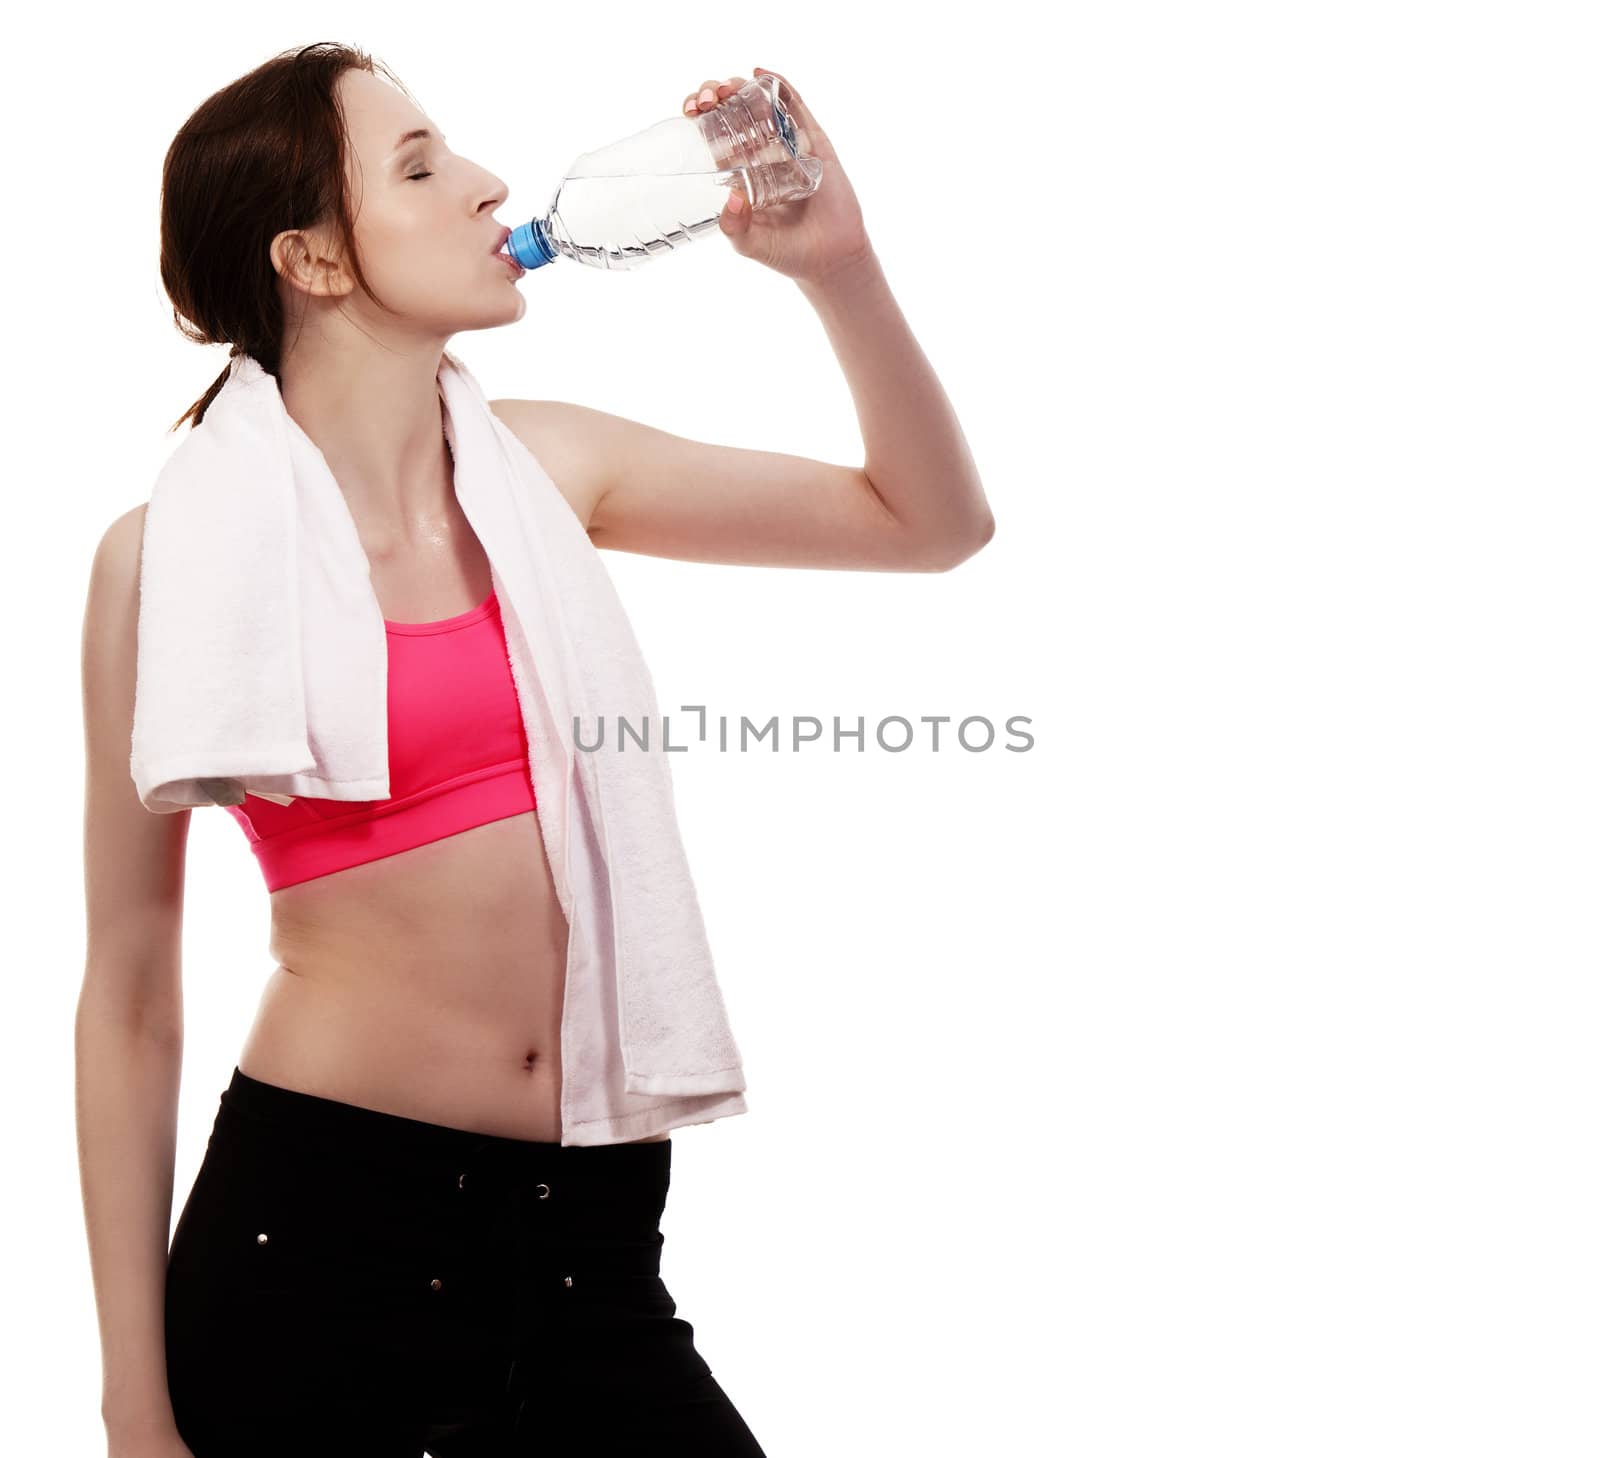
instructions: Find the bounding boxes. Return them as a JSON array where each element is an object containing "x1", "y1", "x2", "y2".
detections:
[{"x1": 407, "y1": 170, "x2": 434, "y2": 181}]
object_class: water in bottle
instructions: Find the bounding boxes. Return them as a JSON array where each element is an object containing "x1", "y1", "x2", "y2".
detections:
[{"x1": 501, "y1": 73, "x2": 823, "y2": 274}]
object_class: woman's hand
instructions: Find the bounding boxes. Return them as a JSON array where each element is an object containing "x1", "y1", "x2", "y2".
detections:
[{"x1": 683, "y1": 68, "x2": 873, "y2": 286}]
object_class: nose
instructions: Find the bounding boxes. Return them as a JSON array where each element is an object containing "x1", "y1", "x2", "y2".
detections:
[{"x1": 479, "y1": 170, "x2": 510, "y2": 214}]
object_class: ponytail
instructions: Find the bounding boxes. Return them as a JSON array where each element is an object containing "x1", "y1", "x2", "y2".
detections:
[{"x1": 170, "y1": 348, "x2": 238, "y2": 433}]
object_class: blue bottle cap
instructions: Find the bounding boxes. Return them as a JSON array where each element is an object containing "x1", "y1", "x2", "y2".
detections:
[{"x1": 507, "y1": 219, "x2": 557, "y2": 270}]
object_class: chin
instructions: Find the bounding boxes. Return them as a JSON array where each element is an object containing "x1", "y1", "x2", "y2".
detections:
[
  {"x1": 454, "y1": 294, "x2": 527, "y2": 333},
  {"x1": 493, "y1": 295, "x2": 528, "y2": 327},
  {"x1": 488, "y1": 279, "x2": 527, "y2": 323}
]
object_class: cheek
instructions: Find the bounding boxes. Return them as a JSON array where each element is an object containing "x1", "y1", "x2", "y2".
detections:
[{"x1": 355, "y1": 210, "x2": 458, "y2": 290}]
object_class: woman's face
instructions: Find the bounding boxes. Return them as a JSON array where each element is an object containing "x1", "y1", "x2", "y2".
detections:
[{"x1": 283, "y1": 67, "x2": 526, "y2": 337}]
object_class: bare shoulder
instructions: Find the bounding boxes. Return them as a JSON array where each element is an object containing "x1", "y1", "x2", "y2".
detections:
[
  {"x1": 83, "y1": 503, "x2": 150, "y2": 667},
  {"x1": 81, "y1": 497, "x2": 193, "y2": 994},
  {"x1": 81, "y1": 499, "x2": 195, "y2": 947},
  {"x1": 489, "y1": 397, "x2": 618, "y2": 534},
  {"x1": 82, "y1": 502, "x2": 148, "y2": 750},
  {"x1": 89, "y1": 503, "x2": 147, "y2": 604}
]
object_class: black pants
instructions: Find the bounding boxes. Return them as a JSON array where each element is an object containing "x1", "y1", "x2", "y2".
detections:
[{"x1": 165, "y1": 1067, "x2": 767, "y2": 1456}]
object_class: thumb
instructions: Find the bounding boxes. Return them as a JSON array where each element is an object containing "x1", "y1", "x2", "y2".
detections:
[{"x1": 719, "y1": 184, "x2": 753, "y2": 237}]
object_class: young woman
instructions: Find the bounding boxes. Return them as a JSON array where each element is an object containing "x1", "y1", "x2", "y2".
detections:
[{"x1": 78, "y1": 42, "x2": 992, "y2": 1458}]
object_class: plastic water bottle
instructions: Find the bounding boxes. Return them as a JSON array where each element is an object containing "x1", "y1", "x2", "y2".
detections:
[{"x1": 501, "y1": 74, "x2": 823, "y2": 274}]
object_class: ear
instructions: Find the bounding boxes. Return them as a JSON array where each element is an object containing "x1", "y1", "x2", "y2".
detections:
[{"x1": 269, "y1": 226, "x2": 355, "y2": 299}]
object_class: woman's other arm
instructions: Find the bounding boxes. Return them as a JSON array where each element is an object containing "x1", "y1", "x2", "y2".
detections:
[{"x1": 77, "y1": 503, "x2": 194, "y2": 1452}]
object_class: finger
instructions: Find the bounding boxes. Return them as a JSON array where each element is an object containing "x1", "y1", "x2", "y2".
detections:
[
  {"x1": 721, "y1": 182, "x2": 751, "y2": 230},
  {"x1": 684, "y1": 78, "x2": 739, "y2": 112},
  {"x1": 684, "y1": 77, "x2": 742, "y2": 114}
]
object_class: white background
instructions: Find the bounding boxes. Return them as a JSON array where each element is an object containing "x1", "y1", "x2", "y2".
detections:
[{"x1": 9, "y1": 2, "x2": 1598, "y2": 1454}]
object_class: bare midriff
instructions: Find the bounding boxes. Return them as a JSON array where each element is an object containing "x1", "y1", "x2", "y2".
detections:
[{"x1": 236, "y1": 807, "x2": 669, "y2": 1144}]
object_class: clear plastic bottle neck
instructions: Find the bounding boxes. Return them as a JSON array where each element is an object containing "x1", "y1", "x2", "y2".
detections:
[{"x1": 506, "y1": 217, "x2": 558, "y2": 270}]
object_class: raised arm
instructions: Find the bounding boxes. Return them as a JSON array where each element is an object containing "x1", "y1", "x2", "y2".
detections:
[
  {"x1": 77, "y1": 503, "x2": 193, "y2": 1450},
  {"x1": 487, "y1": 71, "x2": 993, "y2": 575},
  {"x1": 488, "y1": 252, "x2": 993, "y2": 574}
]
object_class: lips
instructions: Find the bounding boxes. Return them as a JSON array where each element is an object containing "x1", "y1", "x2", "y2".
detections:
[{"x1": 492, "y1": 224, "x2": 512, "y2": 256}]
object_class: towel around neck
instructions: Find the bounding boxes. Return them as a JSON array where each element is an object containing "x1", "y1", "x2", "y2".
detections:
[{"x1": 129, "y1": 348, "x2": 749, "y2": 1142}]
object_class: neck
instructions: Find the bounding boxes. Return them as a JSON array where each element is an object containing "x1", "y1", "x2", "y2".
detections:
[{"x1": 277, "y1": 338, "x2": 455, "y2": 532}]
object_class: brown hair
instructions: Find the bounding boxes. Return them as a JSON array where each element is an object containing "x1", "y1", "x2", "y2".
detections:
[{"x1": 160, "y1": 42, "x2": 414, "y2": 432}]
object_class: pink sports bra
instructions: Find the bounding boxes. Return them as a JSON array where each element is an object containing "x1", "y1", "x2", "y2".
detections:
[{"x1": 224, "y1": 590, "x2": 537, "y2": 891}]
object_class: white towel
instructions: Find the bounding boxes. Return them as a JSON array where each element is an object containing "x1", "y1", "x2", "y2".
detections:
[{"x1": 131, "y1": 350, "x2": 748, "y2": 1145}]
